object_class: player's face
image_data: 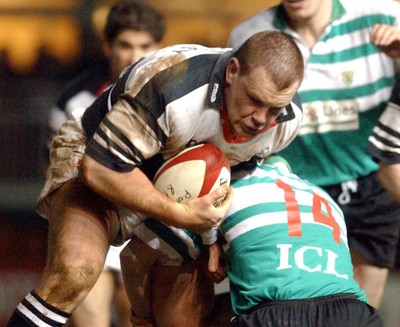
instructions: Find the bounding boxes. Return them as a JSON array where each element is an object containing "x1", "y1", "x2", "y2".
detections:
[
  {"x1": 104, "y1": 29, "x2": 161, "y2": 81},
  {"x1": 281, "y1": 0, "x2": 328, "y2": 22},
  {"x1": 224, "y1": 57, "x2": 298, "y2": 139}
]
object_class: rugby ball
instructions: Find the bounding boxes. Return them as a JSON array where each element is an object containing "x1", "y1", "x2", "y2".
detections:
[{"x1": 153, "y1": 143, "x2": 230, "y2": 205}]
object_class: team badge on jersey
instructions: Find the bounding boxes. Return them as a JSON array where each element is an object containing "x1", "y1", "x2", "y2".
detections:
[{"x1": 341, "y1": 70, "x2": 354, "y2": 86}]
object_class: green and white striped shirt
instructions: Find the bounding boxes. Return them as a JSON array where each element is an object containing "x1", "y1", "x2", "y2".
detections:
[{"x1": 224, "y1": 163, "x2": 367, "y2": 315}]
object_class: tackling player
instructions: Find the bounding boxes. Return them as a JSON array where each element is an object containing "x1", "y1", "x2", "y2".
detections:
[{"x1": 123, "y1": 156, "x2": 383, "y2": 326}]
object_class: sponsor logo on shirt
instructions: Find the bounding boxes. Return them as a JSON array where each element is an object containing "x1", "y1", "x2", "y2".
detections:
[
  {"x1": 299, "y1": 100, "x2": 359, "y2": 135},
  {"x1": 277, "y1": 244, "x2": 349, "y2": 279}
]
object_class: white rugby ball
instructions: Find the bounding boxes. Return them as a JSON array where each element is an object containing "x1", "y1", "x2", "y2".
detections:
[{"x1": 153, "y1": 143, "x2": 230, "y2": 204}]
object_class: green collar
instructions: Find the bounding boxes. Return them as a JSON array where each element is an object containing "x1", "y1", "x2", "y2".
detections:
[
  {"x1": 273, "y1": 0, "x2": 346, "y2": 30},
  {"x1": 331, "y1": 0, "x2": 346, "y2": 22}
]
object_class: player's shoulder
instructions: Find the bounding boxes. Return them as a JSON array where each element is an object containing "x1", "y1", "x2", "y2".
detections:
[
  {"x1": 228, "y1": 7, "x2": 278, "y2": 48},
  {"x1": 57, "y1": 63, "x2": 109, "y2": 107},
  {"x1": 232, "y1": 7, "x2": 277, "y2": 31},
  {"x1": 123, "y1": 44, "x2": 229, "y2": 97},
  {"x1": 339, "y1": 0, "x2": 400, "y2": 17},
  {"x1": 144, "y1": 44, "x2": 227, "y2": 59},
  {"x1": 170, "y1": 44, "x2": 228, "y2": 54},
  {"x1": 145, "y1": 44, "x2": 229, "y2": 66},
  {"x1": 347, "y1": 0, "x2": 399, "y2": 8},
  {"x1": 127, "y1": 44, "x2": 228, "y2": 79},
  {"x1": 276, "y1": 93, "x2": 303, "y2": 126}
]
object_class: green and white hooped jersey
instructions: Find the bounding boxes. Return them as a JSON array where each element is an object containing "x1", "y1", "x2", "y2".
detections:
[
  {"x1": 228, "y1": 0, "x2": 400, "y2": 186},
  {"x1": 223, "y1": 163, "x2": 367, "y2": 315}
]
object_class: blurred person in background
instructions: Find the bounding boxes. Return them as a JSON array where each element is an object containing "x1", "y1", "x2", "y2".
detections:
[{"x1": 45, "y1": 1, "x2": 165, "y2": 326}]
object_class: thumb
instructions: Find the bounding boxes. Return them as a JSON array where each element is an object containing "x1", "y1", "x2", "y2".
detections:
[{"x1": 209, "y1": 184, "x2": 230, "y2": 207}]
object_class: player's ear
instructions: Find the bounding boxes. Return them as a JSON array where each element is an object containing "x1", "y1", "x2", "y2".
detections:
[{"x1": 226, "y1": 57, "x2": 240, "y2": 85}]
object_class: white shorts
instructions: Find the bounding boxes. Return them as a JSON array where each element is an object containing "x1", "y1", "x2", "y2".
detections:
[
  {"x1": 103, "y1": 242, "x2": 131, "y2": 272},
  {"x1": 36, "y1": 119, "x2": 146, "y2": 245},
  {"x1": 132, "y1": 218, "x2": 203, "y2": 266}
]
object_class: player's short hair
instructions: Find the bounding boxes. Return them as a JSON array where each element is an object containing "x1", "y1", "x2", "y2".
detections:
[
  {"x1": 104, "y1": 0, "x2": 166, "y2": 43},
  {"x1": 234, "y1": 31, "x2": 304, "y2": 90}
]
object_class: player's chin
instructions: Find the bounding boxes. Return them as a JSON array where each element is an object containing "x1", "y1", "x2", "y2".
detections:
[{"x1": 239, "y1": 126, "x2": 263, "y2": 139}]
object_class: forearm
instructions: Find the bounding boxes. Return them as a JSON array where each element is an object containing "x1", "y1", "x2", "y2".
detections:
[
  {"x1": 79, "y1": 154, "x2": 185, "y2": 226},
  {"x1": 79, "y1": 153, "x2": 233, "y2": 232}
]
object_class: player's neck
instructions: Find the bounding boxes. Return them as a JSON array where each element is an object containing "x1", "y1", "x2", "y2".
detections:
[{"x1": 286, "y1": 3, "x2": 332, "y2": 50}]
